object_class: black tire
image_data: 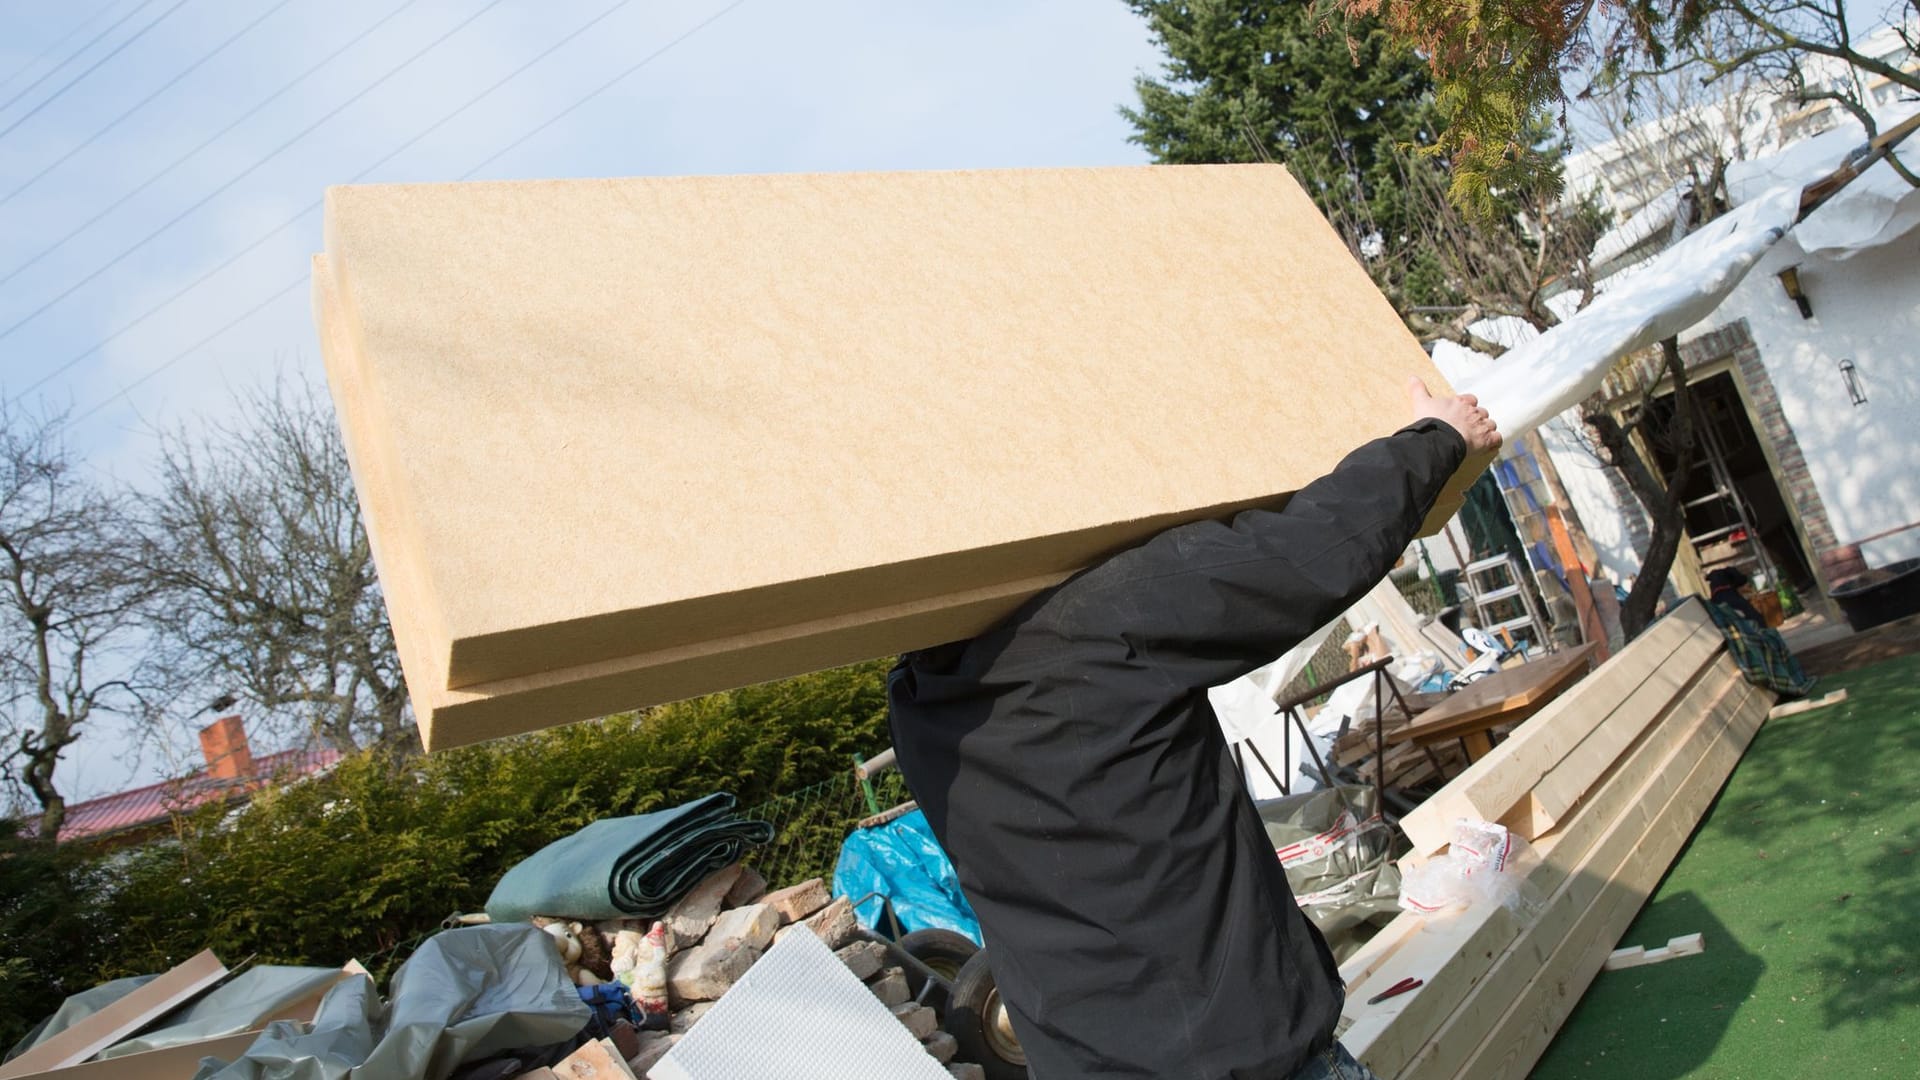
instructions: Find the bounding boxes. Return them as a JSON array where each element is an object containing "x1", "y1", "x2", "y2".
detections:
[
  {"x1": 945, "y1": 949, "x2": 1028, "y2": 1080},
  {"x1": 898, "y1": 928, "x2": 978, "y2": 1016}
]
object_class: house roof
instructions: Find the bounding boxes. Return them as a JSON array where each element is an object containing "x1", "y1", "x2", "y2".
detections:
[{"x1": 43, "y1": 747, "x2": 343, "y2": 843}]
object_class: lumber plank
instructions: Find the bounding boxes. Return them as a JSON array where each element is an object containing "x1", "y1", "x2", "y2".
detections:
[
  {"x1": 1768, "y1": 688, "x2": 1847, "y2": 718},
  {"x1": 1400, "y1": 669, "x2": 1763, "y2": 1080},
  {"x1": 1522, "y1": 625, "x2": 1725, "y2": 836},
  {"x1": 1603, "y1": 932, "x2": 1705, "y2": 971},
  {"x1": 1393, "y1": 675, "x2": 1751, "y2": 1080},
  {"x1": 0, "y1": 952, "x2": 226, "y2": 1079},
  {"x1": 1347, "y1": 660, "x2": 1742, "y2": 1076},
  {"x1": 1450, "y1": 682, "x2": 1766, "y2": 1080},
  {"x1": 1399, "y1": 604, "x2": 1711, "y2": 854}
]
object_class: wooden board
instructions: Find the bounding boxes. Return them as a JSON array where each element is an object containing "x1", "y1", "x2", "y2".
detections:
[
  {"x1": 1399, "y1": 603, "x2": 1711, "y2": 855},
  {"x1": 0, "y1": 952, "x2": 226, "y2": 1079},
  {"x1": 1445, "y1": 680, "x2": 1766, "y2": 1080},
  {"x1": 1521, "y1": 623, "x2": 1725, "y2": 834},
  {"x1": 1343, "y1": 659, "x2": 1743, "y2": 1076},
  {"x1": 1603, "y1": 932, "x2": 1705, "y2": 971},
  {"x1": 1389, "y1": 644, "x2": 1599, "y2": 744},
  {"x1": 1399, "y1": 668, "x2": 1763, "y2": 1079},
  {"x1": 14, "y1": 1032, "x2": 261, "y2": 1080},
  {"x1": 315, "y1": 165, "x2": 1489, "y2": 750}
]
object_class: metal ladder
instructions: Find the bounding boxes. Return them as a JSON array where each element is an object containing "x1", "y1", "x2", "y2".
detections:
[{"x1": 1462, "y1": 553, "x2": 1549, "y2": 654}]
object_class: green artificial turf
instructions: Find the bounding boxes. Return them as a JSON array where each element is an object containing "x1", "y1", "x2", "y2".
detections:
[{"x1": 1530, "y1": 655, "x2": 1920, "y2": 1079}]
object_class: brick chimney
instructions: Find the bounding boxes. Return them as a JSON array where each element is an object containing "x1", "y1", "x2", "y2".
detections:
[{"x1": 198, "y1": 715, "x2": 255, "y2": 783}]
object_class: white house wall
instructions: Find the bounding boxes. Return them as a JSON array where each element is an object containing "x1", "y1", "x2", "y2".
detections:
[{"x1": 1689, "y1": 227, "x2": 1920, "y2": 569}]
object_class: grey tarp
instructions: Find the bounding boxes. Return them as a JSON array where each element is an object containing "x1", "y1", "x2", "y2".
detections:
[
  {"x1": 4, "y1": 975, "x2": 158, "y2": 1063},
  {"x1": 98, "y1": 966, "x2": 346, "y2": 1058},
  {"x1": 484, "y1": 793, "x2": 773, "y2": 922},
  {"x1": 195, "y1": 925, "x2": 589, "y2": 1080}
]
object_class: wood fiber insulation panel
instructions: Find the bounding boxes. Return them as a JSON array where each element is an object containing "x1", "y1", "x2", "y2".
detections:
[
  {"x1": 314, "y1": 165, "x2": 1488, "y2": 750},
  {"x1": 1396, "y1": 663, "x2": 1763, "y2": 1080},
  {"x1": 0, "y1": 952, "x2": 226, "y2": 1079},
  {"x1": 1345, "y1": 659, "x2": 1740, "y2": 1077},
  {"x1": 1399, "y1": 601, "x2": 1715, "y2": 855}
]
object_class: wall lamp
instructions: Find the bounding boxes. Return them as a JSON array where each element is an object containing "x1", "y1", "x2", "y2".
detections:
[
  {"x1": 1777, "y1": 265, "x2": 1814, "y2": 318},
  {"x1": 1839, "y1": 358, "x2": 1867, "y2": 405}
]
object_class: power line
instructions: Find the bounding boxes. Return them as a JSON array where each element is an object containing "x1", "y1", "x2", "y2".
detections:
[
  {"x1": 0, "y1": 0, "x2": 156, "y2": 114},
  {"x1": 461, "y1": 0, "x2": 751, "y2": 179},
  {"x1": 0, "y1": 0, "x2": 125, "y2": 98},
  {"x1": 0, "y1": 0, "x2": 306, "y2": 209},
  {"x1": 0, "y1": 0, "x2": 509, "y2": 348},
  {"x1": 0, "y1": 0, "x2": 422, "y2": 291},
  {"x1": 65, "y1": 0, "x2": 754, "y2": 425},
  {"x1": 69, "y1": 279, "x2": 304, "y2": 425},
  {"x1": 13, "y1": 0, "x2": 639, "y2": 403},
  {"x1": 0, "y1": 0, "x2": 194, "y2": 143}
]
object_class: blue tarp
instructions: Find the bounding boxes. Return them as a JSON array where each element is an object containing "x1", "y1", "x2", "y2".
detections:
[{"x1": 831, "y1": 808, "x2": 982, "y2": 945}]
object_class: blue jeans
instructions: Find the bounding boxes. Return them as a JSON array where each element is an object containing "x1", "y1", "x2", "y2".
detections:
[{"x1": 1290, "y1": 1043, "x2": 1383, "y2": 1080}]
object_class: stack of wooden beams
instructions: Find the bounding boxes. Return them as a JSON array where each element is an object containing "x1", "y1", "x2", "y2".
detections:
[
  {"x1": 1332, "y1": 599, "x2": 1767, "y2": 1079},
  {"x1": 312, "y1": 165, "x2": 1490, "y2": 751}
]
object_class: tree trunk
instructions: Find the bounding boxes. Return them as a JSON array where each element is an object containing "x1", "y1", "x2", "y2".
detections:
[{"x1": 1588, "y1": 337, "x2": 1697, "y2": 639}]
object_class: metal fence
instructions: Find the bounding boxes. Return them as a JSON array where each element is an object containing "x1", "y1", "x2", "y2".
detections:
[{"x1": 740, "y1": 767, "x2": 911, "y2": 891}]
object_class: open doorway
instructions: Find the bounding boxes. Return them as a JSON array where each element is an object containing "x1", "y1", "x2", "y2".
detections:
[{"x1": 1644, "y1": 372, "x2": 1817, "y2": 597}]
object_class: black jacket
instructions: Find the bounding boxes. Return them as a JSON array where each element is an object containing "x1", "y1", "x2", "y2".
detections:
[{"x1": 888, "y1": 419, "x2": 1468, "y2": 1079}]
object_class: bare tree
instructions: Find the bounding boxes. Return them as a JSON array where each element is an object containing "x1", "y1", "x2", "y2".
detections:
[
  {"x1": 136, "y1": 379, "x2": 410, "y2": 756},
  {"x1": 0, "y1": 404, "x2": 147, "y2": 841},
  {"x1": 1570, "y1": 18, "x2": 1784, "y2": 223},
  {"x1": 1583, "y1": 337, "x2": 1700, "y2": 637}
]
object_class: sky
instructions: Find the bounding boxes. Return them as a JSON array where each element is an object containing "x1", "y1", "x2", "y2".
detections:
[{"x1": 0, "y1": 0, "x2": 1167, "y2": 801}]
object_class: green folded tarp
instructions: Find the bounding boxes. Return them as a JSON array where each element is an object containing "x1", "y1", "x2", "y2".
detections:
[{"x1": 485, "y1": 793, "x2": 774, "y2": 922}]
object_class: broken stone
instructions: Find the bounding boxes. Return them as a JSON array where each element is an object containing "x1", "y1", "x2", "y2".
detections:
[
  {"x1": 723, "y1": 865, "x2": 768, "y2": 908},
  {"x1": 782, "y1": 894, "x2": 858, "y2": 950},
  {"x1": 892, "y1": 1002, "x2": 938, "y2": 1040},
  {"x1": 666, "y1": 939, "x2": 758, "y2": 1006},
  {"x1": 946, "y1": 1064, "x2": 985, "y2": 1080},
  {"x1": 868, "y1": 967, "x2": 911, "y2": 1008},
  {"x1": 627, "y1": 1031, "x2": 678, "y2": 1076},
  {"x1": 661, "y1": 864, "x2": 745, "y2": 944},
  {"x1": 835, "y1": 939, "x2": 888, "y2": 981},
  {"x1": 704, "y1": 902, "x2": 779, "y2": 952},
  {"x1": 922, "y1": 1030, "x2": 958, "y2": 1064},
  {"x1": 761, "y1": 877, "x2": 832, "y2": 924},
  {"x1": 669, "y1": 1001, "x2": 714, "y2": 1034}
]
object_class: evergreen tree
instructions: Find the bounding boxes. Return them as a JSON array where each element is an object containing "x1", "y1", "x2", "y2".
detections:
[{"x1": 1121, "y1": 1, "x2": 1442, "y2": 278}]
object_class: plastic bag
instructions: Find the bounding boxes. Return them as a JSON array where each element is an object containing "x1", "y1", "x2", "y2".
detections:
[{"x1": 1397, "y1": 819, "x2": 1544, "y2": 919}]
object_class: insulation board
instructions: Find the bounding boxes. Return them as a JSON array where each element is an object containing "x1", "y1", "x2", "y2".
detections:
[{"x1": 314, "y1": 164, "x2": 1487, "y2": 749}]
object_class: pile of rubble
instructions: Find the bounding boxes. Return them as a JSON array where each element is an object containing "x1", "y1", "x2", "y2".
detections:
[{"x1": 538, "y1": 862, "x2": 985, "y2": 1079}]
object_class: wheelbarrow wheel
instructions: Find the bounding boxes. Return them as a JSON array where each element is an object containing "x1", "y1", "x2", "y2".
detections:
[
  {"x1": 898, "y1": 927, "x2": 979, "y2": 1011},
  {"x1": 945, "y1": 950, "x2": 1028, "y2": 1080}
]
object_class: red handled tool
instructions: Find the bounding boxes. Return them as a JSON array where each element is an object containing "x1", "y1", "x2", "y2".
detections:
[{"x1": 1365, "y1": 977, "x2": 1424, "y2": 1005}]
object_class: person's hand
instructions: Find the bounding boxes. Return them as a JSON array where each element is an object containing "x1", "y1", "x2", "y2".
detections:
[{"x1": 1409, "y1": 377, "x2": 1502, "y2": 454}]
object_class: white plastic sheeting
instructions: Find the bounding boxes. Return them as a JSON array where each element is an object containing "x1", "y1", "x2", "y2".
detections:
[
  {"x1": 1437, "y1": 101, "x2": 1920, "y2": 441},
  {"x1": 1441, "y1": 185, "x2": 1800, "y2": 438}
]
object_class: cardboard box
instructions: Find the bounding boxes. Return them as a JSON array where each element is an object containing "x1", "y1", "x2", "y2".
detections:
[{"x1": 314, "y1": 164, "x2": 1484, "y2": 750}]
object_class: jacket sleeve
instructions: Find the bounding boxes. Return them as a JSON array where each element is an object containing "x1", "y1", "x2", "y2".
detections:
[{"x1": 1062, "y1": 419, "x2": 1469, "y2": 688}]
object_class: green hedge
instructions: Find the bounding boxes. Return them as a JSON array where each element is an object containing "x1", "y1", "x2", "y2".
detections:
[{"x1": 3, "y1": 661, "x2": 895, "y2": 1046}]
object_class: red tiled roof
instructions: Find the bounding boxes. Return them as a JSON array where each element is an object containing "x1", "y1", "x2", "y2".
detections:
[{"x1": 43, "y1": 747, "x2": 343, "y2": 843}]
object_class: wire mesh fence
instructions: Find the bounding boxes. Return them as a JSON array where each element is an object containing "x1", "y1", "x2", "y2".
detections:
[{"x1": 740, "y1": 768, "x2": 911, "y2": 891}]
